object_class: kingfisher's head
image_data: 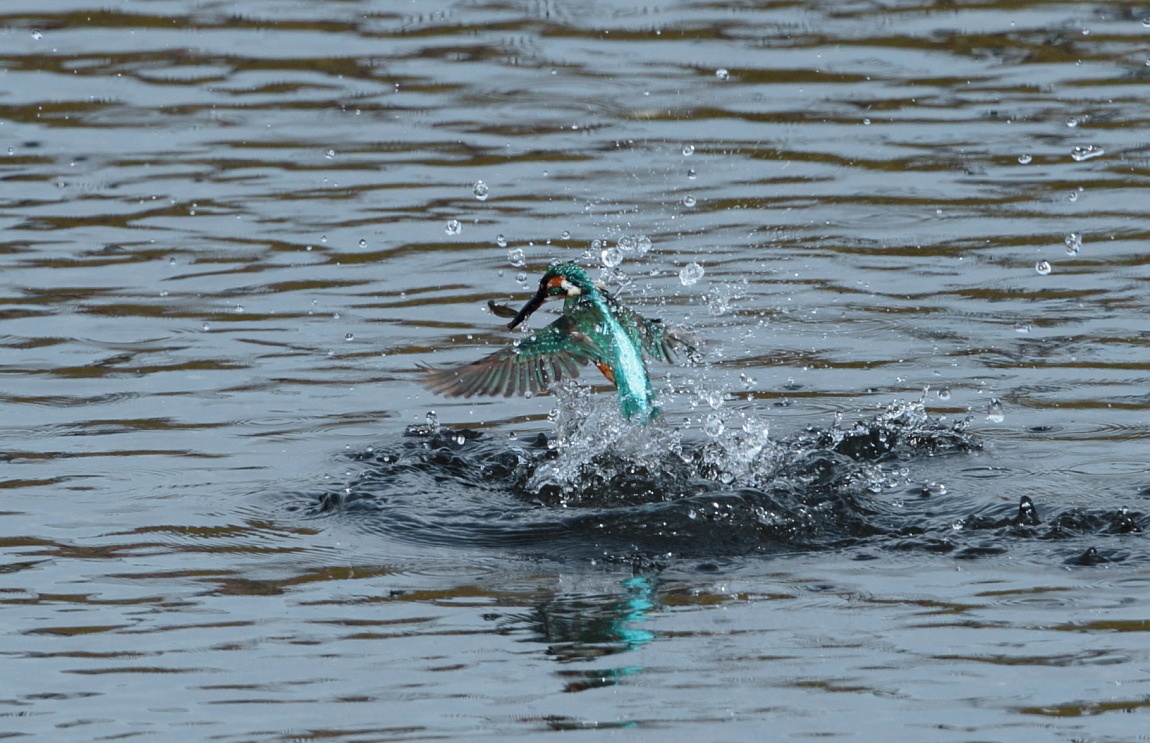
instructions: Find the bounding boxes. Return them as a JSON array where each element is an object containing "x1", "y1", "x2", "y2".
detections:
[{"x1": 507, "y1": 262, "x2": 595, "y2": 330}]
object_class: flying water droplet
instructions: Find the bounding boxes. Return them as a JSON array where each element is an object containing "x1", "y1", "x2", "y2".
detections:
[
  {"x1": 987, "y1": 399, "x2": 1005, "y2": 423},
  {"x1": 496, "y1": 234, "x2": 507, "y2": 248},
  {"x1": 715, "y1": 68, "x2": 729, "y2": 80},
  {"x1": 1014, "y1": 322, "x2": 1031, "y2": 334},
  {"x1": 1035, "y1": 260, "x2": 1052, "y2": 275},
  {"x1": 507, "y1": 247, "x2": 525, "y2": 267},
  {"x1": 31, "y1": 30, "x2": 43, "y2": 40},
  {"x1": 344, "y1": 333, "x2": 354, "y2": 341},
  {"x1": 683, "y1": 194, "x2": 697, "y2": 207},
  {"x1": 515, "y1": 272, "x2": 528, "y2": 285},
  {"x1": 473, "y1": 180, "x2": 489, "y2": 201},
  {"x1": 560, "y1": 230, "x2": 571, "y2": 240},
  {"x1": 1017, "y1": 153, "x2": 1032, "y2": 164},
  {"x1": 325, "y1": 149, "x2": 336, "y2": 159},
  {"x1": 679, "y1": 262, "x2": 705, "y2": 286},
  {"x1": 1070, "y1": 145, "x2": 1104, "y2": 161},
  {"x1": 358, "y1": 239, "x2": 367, "y2": 248},
  {"x1": 426, "y1": 411, "x2": 440, "y2": 433},
  {"x1": 704, "y1": 414, "x2": 725, "y2": 437},
  {"x1": 444, "y1": 219, "x2": 462, "y2": 235},
  {"x1": 682, "y1": 144, "x2": 695, "y2": 156},
  {"x1": 600, "y1": 246, "x2": 623, "y2": 268},
  {"x1": 1064, "y1": 232, "x2": 1082, "y2": 255},
  {"x1": 936, "y1": 387, "x2": 951, "y2": 401},
  {"x1": 1066, "y1": 117, "x2": 1079, "y2": 128}
]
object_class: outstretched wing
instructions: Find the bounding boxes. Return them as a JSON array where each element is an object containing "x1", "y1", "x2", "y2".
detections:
[
  {"x1": 422, "y1": 316, "x2": 602, "y2": 398},
  {"x1": 605, "y1": 296, "x2": 696, "y2": 363}
]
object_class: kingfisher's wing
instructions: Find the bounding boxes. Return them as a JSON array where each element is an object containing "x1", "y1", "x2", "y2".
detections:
[
  {"x1": 606, "y1": 297, "x2": 696, "y2": 363},
  {"x1": 422, "y1": 315, "x2": 603, "y2": 398}
]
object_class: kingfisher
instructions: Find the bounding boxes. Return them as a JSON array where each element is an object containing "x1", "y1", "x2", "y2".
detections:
[{"x1": 422, "y1": 262, "x2": 693, "y2": 422}]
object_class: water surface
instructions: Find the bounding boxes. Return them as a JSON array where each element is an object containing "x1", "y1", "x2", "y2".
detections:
[{"x1": 3, "y1": 1, "x2": 1150, "y2": 740}]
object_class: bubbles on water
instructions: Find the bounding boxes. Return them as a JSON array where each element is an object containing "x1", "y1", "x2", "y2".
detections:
[
  {"x1": 600, "y1": 246, "x2": 623, "y2": 268},
  {"x1": 444, "y1": 219, "x2": 462, "y2": 236},
  {"x1": 1035, "y1": 260, "x2": 1052, "y2": 275},
  {"x1": 1070, "y1": 145, "x2": 1104, "y2": 161},
  {"x1": 679, "y1": 262, "x2": 705, "y2": 286},
  {"x1": 507, "y1": 247, "x2": 526, "y2": 267},
  {"x1": 1017, "y1": 153, "x2": 1032, "y2": 164},
  {"x1": 615, "y1": 234, "x2": 653, "y2": 256},
  {"x1": 473, "y1": 180, "x2": 489, "y2": 201},
  {"x1": 715, "y1": 68, "x2": 729, "y2": 80},
  {"x1": 683, "y1": 194, "x2": 697, "y2": 208},
  {"x1": 986, "y1": 399, "x2": 1005, "y2": 423},
  {"x1": 1064, "y1": 232, "x2": 1082, "y2": 255},
  {"x1": 682, "y1": 144, "x2": 695, "y2": 156}
]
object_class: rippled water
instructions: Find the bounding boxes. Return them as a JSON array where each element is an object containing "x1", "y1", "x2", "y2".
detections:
[{"x1": 3, "y1": 1, "x2": 1150, "y2": 739}]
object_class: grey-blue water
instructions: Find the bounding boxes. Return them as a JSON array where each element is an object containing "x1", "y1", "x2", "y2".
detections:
[{"x1": 3, "y1": 1, "x2": 1150, "y2": 740}]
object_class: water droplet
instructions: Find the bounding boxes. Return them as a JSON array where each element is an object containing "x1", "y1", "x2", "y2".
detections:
[
  {"x1": 560, "y1": 230, "x2": 571, "y2": 240},
  {"x1": 715, "y1": 68, "x2": 729, "y2": 80},
  {"x1": 345, "y1": 333, "x2": 354, "y2": 341},
  {"x1": 1035, "y1": 260, "x2": 1052, "y2": 275},
  {"x1": 159, "y1": 290, "x2": 169, "y2": 297},
  {"x1": 682, "y1": 144, "x2": 695, "y2": 156},
  {"x1": 507, "y1": 247, "x2": 525, "y2": 267},
  {"x1": 1064, "y1": 232, "x2": 1082, "y2": 255},
  {"x1": 496, "y1": 234, "x2": 507, "y2": 248},
  {"x1": 683, "y1": 194, "x2": 697, "y2": 207},
  {"x1": 202, "y1": 322, "x2": 211, "y2": 331},
  {"x1": 635, "y1": 235, "x2": 652, "y2": 254},
  {"x1": 1017, "y1": 153, "x2": 1032, "y2": 164},
  {"x1": 1143, "y1": 16, "x2": 1150, "y2": 27},
  {"x1": 936, "y1": 387, "x2": 951, "y2": 401},
  {"x1": 679, "y1": 262, "x2": 705, "y2": 286},
  {"x1": 444, "y1": 219, "x2": 462, "y2": 235},
  {"x1": 325, "y1": 149, "x2": 336, "y2": 159},
  {"x1": 600, "y1": 246, "x2": 623, "y2": 268},
  {"x1": 862, "y1": 117, "x2": 871, "y2": 126},
  {"x1": 234, "y1": 304, "x2": 244, "y2": 313},
  {"x1": 704, "y1": 414, "x2": 725, "y2": 437},
  {"x1": 1070, "y1": 145, "x2": 1104, "y2": 161},
  {"x1": 515, "y1": 271, "x2": 528, "y2": 285},
  {"x1": 1066, "y1": 117, "x2": 1079, "y2": 128},
  {"x1": 687, "y1": 168, "x2": 697, "y2": 179},
  {"x1": 1067, "y1": 191, "x2": 1078, "y2": 202},
  {"x1": 426, "y1": 411, "x2": 440, "y2": 432},
  {"x1": 31, "y1": 30, "x2": 43, "y2": 40},
  {"x1": 1014, "y1": 322, "x2": 1031, "y2": 334},
  {"x1": 987, "y1": 399, "x2": 1005, "y2": 423},
  {"x1": 473, "y1": 180, "x2": 489, "y2": 201},
  {"x1": 358, "y1": 238, "x2": 367, "y2": 248}
]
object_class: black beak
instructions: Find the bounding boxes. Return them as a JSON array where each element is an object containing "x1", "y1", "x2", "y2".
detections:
[{"x1": 507, "y1": 281, "x2": 550, "y2": 330}]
